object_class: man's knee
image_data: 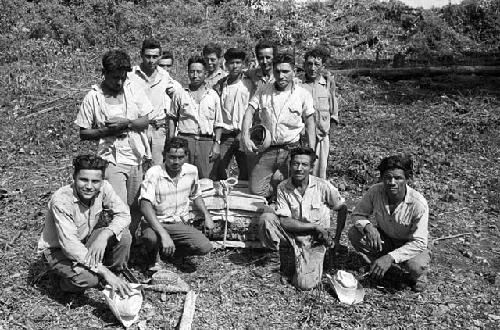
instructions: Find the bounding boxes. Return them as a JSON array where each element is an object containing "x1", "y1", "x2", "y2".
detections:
[
  {"x1": 250, "y1": 178, "x2": 270, "y2": 198},
  {"x1": 59, "y1": 270, "x2": 100, "y2": 293},
  {"x1": 259, "y1": 210, "x2": 279, "y2": 231},
  {"x1": 140, "y1": 227, "x2": 159, "y2": 249},
  {"x1": 191, "y1": 238, "x2": 213, "y2": 255},
  {"x1": 405, "y1": 251, "x2": 431, "y2": 279}
]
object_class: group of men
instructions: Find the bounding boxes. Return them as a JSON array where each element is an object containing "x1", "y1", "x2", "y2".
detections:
[{"x1": 37, "y1": 38, "x2": 431, "y2": 298}]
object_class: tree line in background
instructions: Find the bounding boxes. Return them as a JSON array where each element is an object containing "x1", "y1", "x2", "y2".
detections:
[{"x1": 1, "y1": 0, "x2": 499, "y2": 67}]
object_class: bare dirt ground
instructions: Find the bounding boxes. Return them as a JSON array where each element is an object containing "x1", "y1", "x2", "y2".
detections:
[{"x1": 1, "y1": 73, "x2": 499, "y2": 329}]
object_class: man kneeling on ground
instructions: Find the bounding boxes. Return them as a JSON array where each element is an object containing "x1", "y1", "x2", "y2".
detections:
[
  {"x1": 38, "y1": 155, "x2": 133, "y2": 296},
  {"x1": 259, "y1": 147, "x2": 348, "y2": 289},
  {"x1": 348, "y1": 155, "x2": 431, "y2": 292},
  {"x1": 139, "y1": 137, "x2": 214, "y2": 271}
]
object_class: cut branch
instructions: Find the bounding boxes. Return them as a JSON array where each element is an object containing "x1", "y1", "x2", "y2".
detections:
[
  {"x1": 432, "y1": 232, "x2": 472, "y2": 243},
  {"x1": 331, "y1": 66, "x2": 500, "y2": 79}
]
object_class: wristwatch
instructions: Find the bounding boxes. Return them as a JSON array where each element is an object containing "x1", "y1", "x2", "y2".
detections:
[{"x1": 213, "y1": 136, "x2": 221, "y2": 144}]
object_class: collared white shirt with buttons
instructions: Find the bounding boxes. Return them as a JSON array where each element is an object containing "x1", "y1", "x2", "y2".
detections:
[
  {"x1": 169, "y1": 85, "x2": 222, "y2": 135},
  {"x1": 352, "y1": 183, "x2": 429, "y2": 263},
  {"x1": 139, "y1": 163, "x2": 202, "y2": 223},
  {"x1": 275, "y1": 176, "x2": 345, "y2": 228},
  {"x1": 248, "y1": 82, "x2": 315, "y2": 145}
]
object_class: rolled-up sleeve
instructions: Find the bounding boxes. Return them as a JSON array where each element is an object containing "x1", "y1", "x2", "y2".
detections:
[
  {"x1": 352, "y1": 188, "x2": 375, "y2": 233},
  {"x1": 388, "y1": 203, "x2": 429, "y2": 263},
  {"x1": 248, "y1": 87, "x2": 262, "y2": 110},
  {"x1": 213, "y1": 92, "x2": 223, "y2": 128},
  {"x1": 134, "y1": 86, "x2": 154, "y2": 119},
  {"x1": 275, "y1": 185, "x2": 291, "y2": 218},
  {"x1": 102, "y1": 182, "x2": 131, "y2": 237},
  {"x1": 325, "y1": 183, "x2": 346, "y2": 211},
  {"x1": 168, "y1": 90, "x2": 181, "y2": 119},
  {"x1": 301, "y1": 89, "x2": 315, "y2": 118},
  {"x1": 139, "y1": 167, "x2": 158, "y2": 204},
  {"x1": 189, "y1": 172, "x2": 202, "y2": 201},
  {"x1": 50, "y1": 203, "x2": 89, "y2": 266},
  {"x1": 75, "y1": 93, "x2": 96, "y2": 129}
]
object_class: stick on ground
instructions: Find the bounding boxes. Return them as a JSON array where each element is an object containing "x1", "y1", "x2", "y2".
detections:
[
  {"x1": 432, "y1": 232, "x2": 472, "y2": 243},
  {"x1": 178, "y1": 291, "x2": 197, "y2": 330}
]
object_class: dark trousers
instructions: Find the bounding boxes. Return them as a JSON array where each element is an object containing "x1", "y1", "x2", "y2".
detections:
[
  {"x1": 348, "y1": 226, "x2": 431, "y2": 281},
  {"x1": 140, "y1": 222, "x2": 213, "y2": 264},
  {"x1": 214, "y1": 135, "x2": 250, "y2": 180},
  {"x1": 43, "y1": 229, "x2": 132, "y2": 293}
]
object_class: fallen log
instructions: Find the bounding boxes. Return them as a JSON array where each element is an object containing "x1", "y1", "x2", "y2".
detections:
[{"x1": 330, "y1": 65, "x2": 500, "y2": 79}]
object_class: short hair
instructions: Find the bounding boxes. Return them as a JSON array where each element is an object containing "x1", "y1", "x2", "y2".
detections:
[
  {"x1": 102, "y1": 50, "x2": 132, "y2": 73},
  {"x1": 161, "y1": 50, "x2": 173, "y2": 61},
  {"x1": 304, "y1": 46, "x2": 330, "y2": 64},
  {"x1": 255, "y1": 40, "x2": 277, "y2": 57},
  {"x1": 377, "y1": 155, "x2": 413, "y2": 179},
  {"x1": 73, "y1": 154, "x2": 107, "y2": 178},
  {"x1": 163, "y1": 137, "x2": 189, "y2": 157},
  {"x1": 224, "y1": 48, "x2": 246, "y2": 61},
  {"x1": 290, "y1": 147, "x2": 317, "y2": 164},
  {"x1": 202, "y1": 43, "x2": 223, "y2": 58},
  {"x1": 141, "y1": 38, "x2": 162, "y2": 54},
  {"x1": 187, "y1": 56, "x2": 207, "y2": 69},
  {"x1": 273, "y1": 52, "x2": 295, "y2": 68}
]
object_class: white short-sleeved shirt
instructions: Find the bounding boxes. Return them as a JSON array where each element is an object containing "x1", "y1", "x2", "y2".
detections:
[
  {"x1": 275, "y1": 176, "x2": 345, "y2": 228},
  {"x1": 128, "y1": 66, "x2": 182, "y2": 121},
  {"x1": 75, "y1": 80, "x2": 153, "y2": 165},
  {"x1": 139, "y1": 163, "x2": 201, "y2": 223},
  {"x1": 169, "y1": 86, "x2": 222, "y2": 135},
  {"x1": 214, "y1": 75, "x2": 254, "y2": 132},
  {"x1": 248, "y1": 82, "x2": 315, "y2": 145}
]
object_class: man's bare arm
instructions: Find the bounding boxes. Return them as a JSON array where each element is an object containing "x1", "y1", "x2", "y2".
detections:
[
  {"x1": 305, "y1": 114, "x2": 316, "y2": 148},
  {"x1": 280, "y1": 216, "x2": 321, "y2": 235},
  {"x1": 79, "y1": 116, "x2": 149, "y2": 141},
  {"x1": 241, "y1": 105, "x2": 257, "y2": 152},
  {"x1": 334, "y1": 204, "x2": 348, "y2": 241}
]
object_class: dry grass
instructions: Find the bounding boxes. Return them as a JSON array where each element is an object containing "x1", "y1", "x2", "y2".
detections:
[{"x1": 1, "y1": 69, "x2": 499, "y2": 329}]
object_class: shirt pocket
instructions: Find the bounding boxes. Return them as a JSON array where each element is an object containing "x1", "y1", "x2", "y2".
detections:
[
  {"x1": 284, "y1": 105, "x2": 303, "y2": 129},
  {"x1": 204, "y1": 102, "x2": 216, "y2": 120},
  {"x1": 310, "y1": 202, "x2": 323, "y2": 222},
  {"x1": 315, "y1": 96, "x2": 329, "y2": 112}
]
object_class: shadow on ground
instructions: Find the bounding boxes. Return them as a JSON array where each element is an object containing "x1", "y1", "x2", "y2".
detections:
[{"x1": 26, "y1": 257, "x2": 119, "y2": 325}]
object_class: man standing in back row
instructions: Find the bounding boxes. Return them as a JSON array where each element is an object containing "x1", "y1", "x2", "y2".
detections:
[
  {"x1": 245, "y1": 40, "x2": 277, "y2": 91},
  {"x1": 76, "y1": 49, "x2": 152, "y2": 238},
  {"x1": 128, "y1": 38, "x2": 182, "y2": 165},
  {"x1": 168, "y1": 56, "x2": 222, "y2": 179},
  {"x1": 212, "y1": 48, "x2": 255, "y2": 180},
  {"x1": 301, "y1": 46, "x2": 339, "y2": 179},
  {"x1": 241, "y1": 52, "x2": 316, "y2": 201},
  {"x1": 203, "y1": 43, "x2": 227, "y2": 88}
]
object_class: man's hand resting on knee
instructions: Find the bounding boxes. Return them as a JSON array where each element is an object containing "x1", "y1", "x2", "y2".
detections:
[
  {"x1": 370, "y1": 254, "x2": 394, "y2": 278},
  {"x1": 85, "y1": 228, "x2": 114, "y2": 268},
  {"x1": 159, "y1": 229, "x2": 176, "y2": 257}
]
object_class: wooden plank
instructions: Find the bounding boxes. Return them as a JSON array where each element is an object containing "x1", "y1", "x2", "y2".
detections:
[
  {"x1": 211, "y1": 240, "x2": 264, "y2": 249},
  {"x1": 178, "y1": 291, "x2": 197, "y2": 330}
]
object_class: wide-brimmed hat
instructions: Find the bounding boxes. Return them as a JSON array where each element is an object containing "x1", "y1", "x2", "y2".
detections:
[
  {"x1": 249, "y1": 124, "x2": 271, "y2": 152},
  {"x1": 328, "y1": 270, "x2": 365, "y2": 305},
  {"x1": 102, "y1": 283, "x2": 143, "y2": 328}
]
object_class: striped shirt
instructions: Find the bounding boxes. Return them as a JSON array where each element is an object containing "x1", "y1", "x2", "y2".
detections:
[{"x1": 139, "y1": 163, "x2": 202, "y2": 223}]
